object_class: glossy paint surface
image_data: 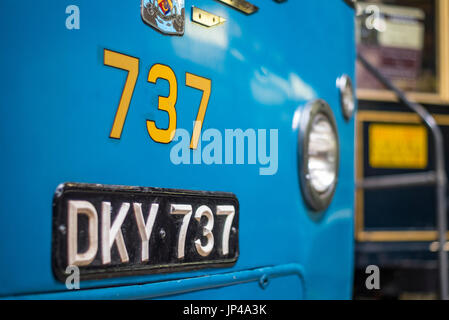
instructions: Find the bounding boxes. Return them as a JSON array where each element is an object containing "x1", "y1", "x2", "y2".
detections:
[{"x1": 0, "y1": 0, "x2": 355, "y2": 299}]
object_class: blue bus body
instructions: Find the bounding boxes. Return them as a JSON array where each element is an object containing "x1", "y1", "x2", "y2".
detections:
[{"x1": 0, "y1": 0, "x2": 356, "y2": 299}]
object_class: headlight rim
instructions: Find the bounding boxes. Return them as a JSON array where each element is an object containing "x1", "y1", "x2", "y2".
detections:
[
  {"x1": 337, "y1": 74, "x2": 355, "y2": 121},
  {"x1": 298, "y1": 99, "x2": 340, "y2": 213}
]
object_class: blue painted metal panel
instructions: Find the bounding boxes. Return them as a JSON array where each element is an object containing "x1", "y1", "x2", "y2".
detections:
[
  {"x1": 6, "y1": 264, "x2": 305, "y2": 300},
  {"x1": 0, "y1": 0, "x2": 355, "y2": 299}
]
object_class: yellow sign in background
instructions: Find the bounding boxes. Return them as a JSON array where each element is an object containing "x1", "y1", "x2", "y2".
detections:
[{"x1": 369, "y1": 124, "x2": 428, "y2": 169}]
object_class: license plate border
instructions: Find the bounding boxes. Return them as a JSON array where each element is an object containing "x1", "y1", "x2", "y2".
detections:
[{"x1": 52, "y1": 182, "x2": 240, "y2": 282}]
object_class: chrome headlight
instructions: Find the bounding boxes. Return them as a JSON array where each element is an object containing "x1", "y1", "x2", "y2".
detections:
[
  {"x1": 337, "y1": 75, "x2": 355, "y2": 121},
  {"x1": 298, "y1": 100, "x2": 339, "y2": 212}
]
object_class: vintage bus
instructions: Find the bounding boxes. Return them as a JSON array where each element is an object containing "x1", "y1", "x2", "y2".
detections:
[{"x1": 0, "y1": 0, "x2": 356, "y2": 299}]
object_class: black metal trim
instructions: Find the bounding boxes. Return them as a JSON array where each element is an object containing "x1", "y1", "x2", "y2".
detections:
[{"x1": 343, "y1": 0, "x2": 356, "y2": 9}]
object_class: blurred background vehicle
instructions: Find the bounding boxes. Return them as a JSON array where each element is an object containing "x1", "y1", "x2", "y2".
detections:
[{"x1": 353, "y1": 0, "x2": 449, "y2": 300}]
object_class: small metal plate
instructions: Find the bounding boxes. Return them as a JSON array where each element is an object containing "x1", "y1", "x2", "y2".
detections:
[
  {"x1": 369, "y1": 124, "x2": 428, "y2": 169},
  {"x1": 52, "y1": 183, "x2": 239, "y2": 281},
  {"x1": 192, "y1": 7, "x2": 226, "y2": 27},
  {"x1": 215, "y1": 0, "x2": 258, "y2": 15}
]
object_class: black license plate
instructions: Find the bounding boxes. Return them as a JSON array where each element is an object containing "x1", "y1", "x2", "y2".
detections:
[{"x1": 52, "y1": 183, "x2": 239, "y2": 281}]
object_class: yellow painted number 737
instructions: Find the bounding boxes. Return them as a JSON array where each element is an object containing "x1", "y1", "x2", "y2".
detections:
[{"x1": 104, "y1": 48, "x2": 211, "y2": 150}]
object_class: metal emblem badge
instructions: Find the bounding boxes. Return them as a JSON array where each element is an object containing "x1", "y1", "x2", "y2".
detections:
[{"x1": 141, "y1": 0, "x2": 185, "y2": 35}]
